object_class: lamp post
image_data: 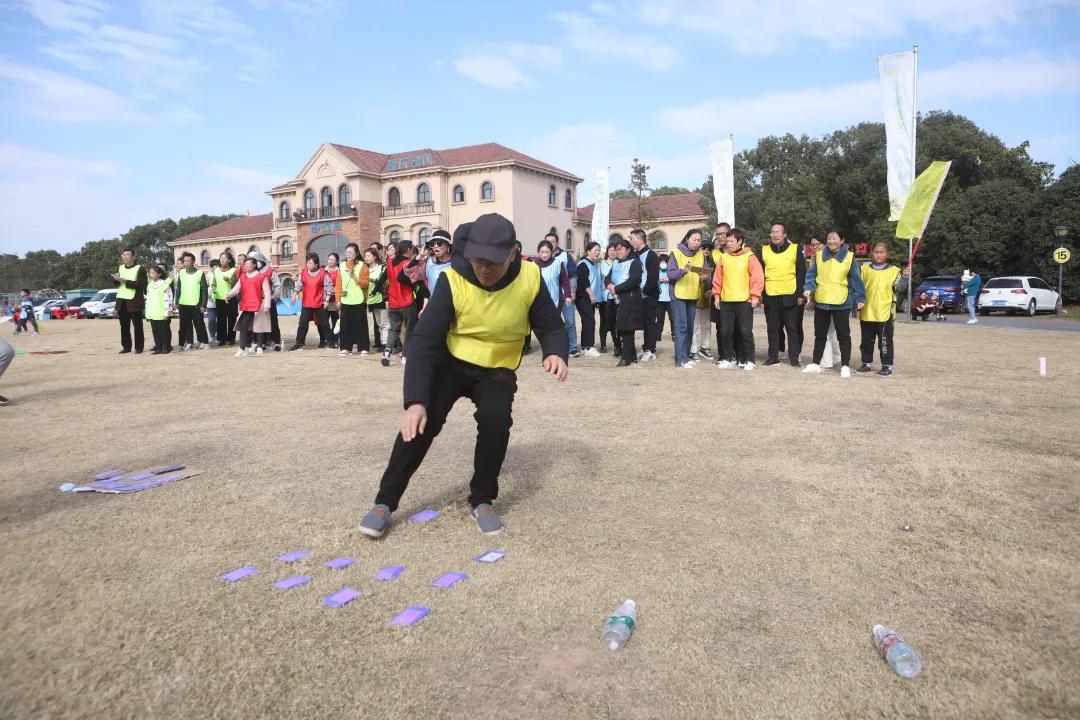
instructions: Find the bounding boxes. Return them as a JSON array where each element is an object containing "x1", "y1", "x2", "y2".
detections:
[{"x1": 1054, "y1": 226, "x2": 1069, "y2": 317}]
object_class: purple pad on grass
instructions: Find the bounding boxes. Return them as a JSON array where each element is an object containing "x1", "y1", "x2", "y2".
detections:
[
  {"x1": 322, "y1": 557, "x2": 356, "y2": 570},
  {"x1": 148, "y1": 464, "x2": 185, "y2": 474},
  {"x1": 277, "y1": 550, "x2": 310, "y2": 563},
  {"x1": 375, "y1": 565, "x2": 405, "y2": 581},
  {"x1": 390, "y1": 606, "x2": 431, "y2": 627},
  {"x1": 93, "y1": 469, "x2": 125, "y2": 481},
  {"x1": 408, "y1": 509, "x2": 439, "y2": 523},
  {"x1": 273, "y1": 575, "x2": 310, "y2": 590},
  {"x1": 322, "y1": 588, "x2": 359, "y2": 608},
  {"x1": 221, "y1": 566, "x2": 259, "y2": 583},
  {"x1": 123, "y1": 471, "x2": 155, "y2": 482},
  {"x1": 475, "y1": 549, "x2": 506, "y2": 564},
  {"x1": 432, "y1": 572, "x2": 467, "y2": 589}
]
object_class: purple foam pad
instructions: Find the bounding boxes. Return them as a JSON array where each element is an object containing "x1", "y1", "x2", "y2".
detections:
[
  {"x1": 123, "y1": 471, "x2": 155, "y2": 482},
  {"x1": 375, "y1": 565, "x2": 405, "y2": 581},
  {"x1": 390, "y1": 606, "x2": 431, "y2": 627},
  {"x1": 148, "y1": 464, "x2": 185, "y2": 475},
  {"x1": 273, "y1": 576, "x2": 311, "y2": 590},
  {"x1": 431, "y1": 572, "x2": 467, "y2": 589},
  {"x1": 475, "y1": 550, "x2": 506, "y2": 564},
  {"x1": 322, "y1": 588, "x2": 359, "y2": 608},
  {"x1": 408, "y1": 509, "x2": 439, "y2": 523},
  {"x1": 322, "y1": 557, "x2": 356, "y2": 570},
  {"x1": 277, "y1": 550, "x2": 310, "y2": 563},
  {"x1": 221, "y1": 566, "x2": 259, "y2": 583},
  {"x1": 93, "y1": 469, "x2": 125, "y2": 481}
]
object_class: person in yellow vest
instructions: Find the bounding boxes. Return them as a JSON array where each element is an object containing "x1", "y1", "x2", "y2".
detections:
[
  {"x1": 172, "y1": 252, "x2": 209, "y2": 350},
  {"x1": 110, "y1": 247, "x2": 148, "y2": 354},
  {"x1": 335, "y1": 242, "x2": 371, "y2": 357},
  {"x1": 212, "y1": 252, "x2": 240, "y2": 346},
  {"x1": 801, "y1": 227, "x2": 867, "y2": 378},
  {"x1": 856, "y1": 241, "x2": 909, "y2": 377},
  {"x1": 358, "y1": 213, "x2": 569, "y2": 539},
  {"x1": 712, "y1": 228, "x2": 764, "y2": 371},
  {"x1": 757, "y1": 223, "x2": 807, "y2": 367},
  {"x1": 666, "y1": 228, "x2": 706, "y2": 368},
  {"x1": 144, "y1": 265, "x2": 174, "y2": 355}
]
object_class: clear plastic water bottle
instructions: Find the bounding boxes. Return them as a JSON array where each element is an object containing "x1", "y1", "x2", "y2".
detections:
[
  {"x1": 872, "y1": 624, "x2": 922, "y2": 678},
  {"x1": 602, "y1": 599, "x2": 637, "y2": 651}
]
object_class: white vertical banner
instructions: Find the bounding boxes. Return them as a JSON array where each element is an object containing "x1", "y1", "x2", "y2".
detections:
[
  {"x1": 592, "y1": 169, "x2": 610, "y2": 249},
  {"x1": 709, "y1": 138, "x2": 735, "y2": 226},
  {"x1": 878, "y1": 49, "x2": 917, "y2": 221}
]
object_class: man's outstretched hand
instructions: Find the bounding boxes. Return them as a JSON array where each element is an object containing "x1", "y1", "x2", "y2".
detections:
[
  {"x1": 543, "y1": 354, "x2": 568, "y2": 382},
  {"x1": 400, "y1": 404, "x2": 427, "y2": 442}
]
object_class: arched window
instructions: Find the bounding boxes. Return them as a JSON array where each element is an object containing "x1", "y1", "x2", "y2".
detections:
[
  {"x1": 417, "y1": 227, "x2": 432, "y2": 246},
  {"x1": 585, "y1": 232, "x2": 591, "y2": 243},
  {"x1": 281, "y1": 239, "x2": 293, "y2": 259},
  {"x1": 388, "y1": 187, "x2": 401, "y2": 207},
  {"x1": 303, "y1": 190, "x2": 315, "y2": 217},
  {"x1": 320, "y1": 186, "x2": 333, "y2": 209},
  {"x1": 307, "y1": 233, "x2": 350, "y2": 260},
  {"x1": 452, "y1": 185, "x2": 465, "y2": 203},
  {"x1": 564, "y1": 189, "x2": 572, "y2": 209},
  {"x1": 548, "y1": 184, "x2": 557, "y2": 206},
  {"x1": 481, "y1": 181, "x2": 494, "y2": 201},
  {"x1": 417, "y1": 183, "x2": 431, "y2": 204},
  {"x1": 338, "y1": 184, "x2": 351, "y2": 208},
  {"x1": 279, "y1": 201, "x2": 290, "y2": 219},
  {"x1": 199, "y1": 250, "x2": 211, "y2": 266},
  {"x1": 280, "y1": 277, "x2": 295, "y2": 299},
  {"x1": 565, "y1": 230, "x2": 573, "y2": 248},
  {"x1": 389, "y1": 229, "x2": 402, "y2": 244},
  {"x1": 648, "y1": 230, "x2": 668, "y2": 251}
]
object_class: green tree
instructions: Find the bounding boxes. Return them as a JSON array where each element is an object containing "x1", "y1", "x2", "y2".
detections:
[
  {"x1": 1028, "y1": 165, "x2": 1080, "y2": 302},
  {"x1": 628, "y1": 158, "x2": 655, "y2": 229},
  {"x1": 650, "y1": 185, "x2": 690, "y2": 196}
]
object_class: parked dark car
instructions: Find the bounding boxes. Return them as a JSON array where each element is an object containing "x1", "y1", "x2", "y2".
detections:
[{"x1": 914, "y1": 275, "x2": 964, "y2": 312}]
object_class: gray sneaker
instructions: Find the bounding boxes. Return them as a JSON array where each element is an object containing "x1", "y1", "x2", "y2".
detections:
[
  {"x1": 471, "y1": 503, "x2": 503, "y2": 535},
  {"x1": 359, "y1": 504, "x2": 392, "y2": 538}
]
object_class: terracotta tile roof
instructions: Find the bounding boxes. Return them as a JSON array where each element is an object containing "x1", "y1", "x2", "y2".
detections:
[
  {"x1": 576, "y1": 192, "x2": 707, "y2": 223},
  {"x1": 328, "y1": 142, "x2": 580, "y2": 180},
  {"x1": 174, "y1": 214, "x2": 273, "y2": 243}
]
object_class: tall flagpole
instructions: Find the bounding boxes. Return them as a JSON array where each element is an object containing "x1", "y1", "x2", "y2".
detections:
[{"x1": 908, "y1": 44, "x2": 919, "y2": 320}]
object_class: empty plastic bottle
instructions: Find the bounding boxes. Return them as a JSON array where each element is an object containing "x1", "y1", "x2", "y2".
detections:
[
  {"x1": 872, "y1": 624, "x2": 922, "y2": 678},
  {"x1": 602, "y1": 599, "x2": 637, "y2": 651}
]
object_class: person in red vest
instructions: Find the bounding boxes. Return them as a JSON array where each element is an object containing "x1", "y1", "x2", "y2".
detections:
[
  {"x1": 381, "y1": 241, "x2": 417, "y2": 367},
  {"x1": 288, "y1": 252, "x2": 333, "y2": 350},
  {"x1": 226, "y1": 255, "x2": 272, "y2": 356},
  {"x1": 324, "y1": 252, "x2": 341, "y2": 350}
]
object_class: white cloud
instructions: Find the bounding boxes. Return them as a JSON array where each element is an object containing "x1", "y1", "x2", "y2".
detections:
[
  {"x1": 553, "y1": 11, "x2": 681, "y2": 71},
  {"x1": 658, "y1": 54, "x2": 1080, "y2": 139},
  {"x1": 22, "y1": 0, "x2": 106, "y2": 33},
  {"x1": 0, "y1": 143, "x2": 122, "y2": 177},
  {"x1": 40, "y1": 43, "x2": 104, "y2": 71},
  {"x1": 455, "y1": 55, "x2": 534, "y2": 90},
  {"x1": 137, "y1": 0, "x2": 251, "y2": 39},
  {"x1": 0, "y1": 61, "x2": 153, "y2": 123},
  {"x1": 205, "y1": 163, "x2": 286, "y2": 189}
]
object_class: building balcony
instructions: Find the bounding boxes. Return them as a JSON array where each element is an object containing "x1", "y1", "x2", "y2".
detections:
[
  {"x1": 275, "y1": 217, "x2": 296, "y2": 229},
  {"x1": 381, "y1": 201, "x2": 435, "y2": 218},
  {"x1": 294, "y1": 206, "x2": 359, "y2": 222}
]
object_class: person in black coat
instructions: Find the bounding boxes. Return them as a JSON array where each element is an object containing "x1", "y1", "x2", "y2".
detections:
[{"x1": 604, "y1": 238, "x2": 643, "y2": 367}]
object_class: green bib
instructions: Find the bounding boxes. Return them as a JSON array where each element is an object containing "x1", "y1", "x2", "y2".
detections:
[
  {"x1": 366, "y1": 264, "x2": 384, "y2": 305},
  {"x1": 178, "y1": 270, "x2": 203, "y2": 306},
  {"x1": 117, "y1": 263, "x2": 140, "y2": 300},
  {"x1": 213, "y1": 267, "x2": 234, "y2": 300},
  {"x1": 340, "y1": 264, "x2": 366, "y2": 305},
  {"x1": 145, "y1": 278, "x2": 171, "y2": 321}
]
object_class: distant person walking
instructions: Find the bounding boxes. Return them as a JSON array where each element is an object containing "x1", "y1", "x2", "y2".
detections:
[{"x1": 961, "y1": 269, "x2": 982, "y2": 324}]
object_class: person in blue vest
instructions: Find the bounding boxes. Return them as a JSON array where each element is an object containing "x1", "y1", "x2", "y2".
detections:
[
  {"x1": 358, "y1": 214, "x2": 568, "y2": 539},
  {"x1": 628, "y1": 228, "x2": 660, "y2": 362},
  {"x1": 574, "y1": 241, "x2": 605, "y2": 358},
  {"x1": 656, "y1": 253, "x2": 672, "y2": 342},
  {"x1": 605, "y1": 237, "x2": 644, "y2": 367},
  {"x1": 600, "y1": 243, "x2": 618, "y2": 355},
  {"x1": 534, "y1": 240, "x2": 575, "y2": 358},
  {"x1": 547, "y1": 230, "x2": 579, "y2": 357},
  {"x1": 405, "y1": 229, "x2": 454, "y2": 310}
]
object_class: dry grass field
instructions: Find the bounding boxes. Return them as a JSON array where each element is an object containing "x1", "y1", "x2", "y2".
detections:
[{"x1": 1, "y1": 315, "x2": 1078, "y2": 720}]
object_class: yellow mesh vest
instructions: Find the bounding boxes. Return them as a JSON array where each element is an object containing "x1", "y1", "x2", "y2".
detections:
[
  {"x1": 670, "y1": 248, "x2": 703, "y2": 301},
  {"x1": 859, "y1": 265, "x2": 901, "y2": 322},
  {"x1": 117, "y1": 264, "x2": 139, "y2": 300},
  {"x1": 213, "y1": 268, "x2": 234, "y2": 300},
  {"x1": 762, "y1": 243, "x2": 797, "y2": 296},
  {"x1": 812, "y1": 250, "x2": 854, "y2": 305},
  {"x1": 445, "y1": 263, "x2": 541, "y2": 370},
  {"x1": 719, "y1": 251, "x2": 752, "y2": 302},
  {"x1": 340, "y1": 264, "x2": 365, "y2": 305}
]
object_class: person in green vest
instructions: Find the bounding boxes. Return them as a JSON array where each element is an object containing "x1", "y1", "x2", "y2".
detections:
[
  {"x1": 145, "y1": 265, "x2": 174, "y2": 354},
  {"x1": 358, "y1": 214, "x2": 569, "y2": 539},
  {"x1": 111, "y1": 247, "x2": 148, "y2": 354},
  {"x1": 173, "y1": 252, "x2": 209, "y2": 350},
  {"x1": 364, "y1": 247, "x2": 389, "y2": 352},
  {"x1": 212, "y1": 252, "x2": 240, "y2": 345},
  {"x1": 336, "y1": 243, "x2": 370, "y2": 356}
]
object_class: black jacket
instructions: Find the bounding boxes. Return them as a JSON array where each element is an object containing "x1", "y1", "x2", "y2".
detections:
[{"x1": 606, "y1": 258, "x2": 644, "y2": 331}]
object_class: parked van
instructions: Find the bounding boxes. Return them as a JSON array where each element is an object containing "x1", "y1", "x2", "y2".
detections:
[{"x1": 82, "y1": 289, "x2": 118, "y2": 318}]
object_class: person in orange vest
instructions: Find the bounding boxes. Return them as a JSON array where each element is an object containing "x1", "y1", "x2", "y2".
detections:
[{"x1": 712, "y1": 228, "x2": 764, "y2": 370}]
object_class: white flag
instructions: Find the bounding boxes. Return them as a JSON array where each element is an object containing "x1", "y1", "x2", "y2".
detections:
[
  {"x1": 592, "y1": 169, "x2": 610, "y2": 249},
  {"x1": 878, "y1": 50, "x2": 917, "y2": 221},
  {"x1": 709, "y1": 138, "x2": 735, "y2": 226}
]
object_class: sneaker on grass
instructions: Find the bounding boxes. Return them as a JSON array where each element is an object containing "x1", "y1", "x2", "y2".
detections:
[
  {"x1": 855, "y1": 363, "x2": 873, "y2": 373},
  {"x1": 877, "y1": 366, "x2": 894, "y2": 377},
  {"x1": 840, "y1": 365, "x2": 852, "y2": 378},
  {"x1": 471, "y1": 503, "x2": 503, "y2": 535},
  {"x1": 802, "y1": 363, "x2": 822, "y2": 374},
  {"x1": 234, "y1": 348, "x2": 247, "y2": 358},
  {"x1": 716, "y1": 359, "x2": 735, "y2": 369},
  {"x1": 743, "y1": 361, "x2": 755, "y2": 371},
  {"x1": 359, "y1": 504, "x2": 391, "y2": 538}
]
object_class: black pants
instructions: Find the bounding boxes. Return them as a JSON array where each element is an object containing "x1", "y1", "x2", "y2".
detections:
[
  {"x1": 814, "y1": 308, "x2": 852, "y2": 367},
  {"x1": 215, "y1": 298, "x2": 238, "y2": 344},
  {"x1": 641, "y1": 295, "x2": 659, "y2": 352},
  {"x1": 576, "y1": 297, "x2": 597, "y2": 350},
  {"x1": 718, "y1": 301, "x2": 755, "y2": 363},
  {"x1": 177, "y1": 305, "x2": 208, "y2": 347},
  {"x1": 118, "y1": 307, "x2": 144, "y2": 352},
  {"x1": 236, "y1": 311, "x2": 264, "y2": 348},
  {"x1": 150, "y1": 319, "x2": 171, "y2": 352},
  {"x1": 656, "y1": 300, "x2": 671, "y2": 339},
  {"x1": 618, "y1": 331, "x2": 637, "y2": 363},
  {"x1": 269, "y1": 301, "x2": 280, "y2": 345},
  {"x1": 387, "y1": 305, "x2": 418, "y2": 355},
  {"x1": 712, "y1": 306, "x2": 743, "y2": 360},
  {"x1": 375, "y1": 359, "x2": 517, "y2": 511},
  {"x1": 339, "y1": 303, "x2": 370, "y2": 352},
  {"x1": 764, "y1": 300, "x2": 802, "y2": 362},
  {"x1": 601, "y1": 300, "x2": 617, "y2": 350},
  {"x1": 327, "y1": 308, "x2": 340, "y2": 348},
  {"x1": 295, "y1": 306, "x2": 330, "y2": 347},
  {"x1": 860, "y1": 319, "x2": 894, "y2": 366}
]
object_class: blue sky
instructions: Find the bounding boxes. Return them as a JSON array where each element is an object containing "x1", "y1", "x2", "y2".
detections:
[{"x1": 1, "y1": 0, "x2": 1078, "y2": 254}]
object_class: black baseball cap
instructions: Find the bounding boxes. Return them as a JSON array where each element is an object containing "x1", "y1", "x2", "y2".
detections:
[{"x1": 464, "y1": 213, "x2": 516, "y2": 263}]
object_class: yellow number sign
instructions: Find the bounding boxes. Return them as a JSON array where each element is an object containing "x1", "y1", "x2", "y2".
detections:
[{"x1": 1053, "y1": 247, "x2": 1071, "y2": 264}]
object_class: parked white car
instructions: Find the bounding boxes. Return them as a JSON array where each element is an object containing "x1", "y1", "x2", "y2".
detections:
[
  {"x1": 34, "y1": 299, "x2": 67, "y2": 320},
  {"x1": 82, "y1": 289, "x2": 117, "y2": 318},
  {"x1": 978, "y1": 276, "x2": 1061, "y2": 316}
]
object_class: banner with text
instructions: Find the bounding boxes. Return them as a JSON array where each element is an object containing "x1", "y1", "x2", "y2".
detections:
[
  {"x1": 709, "y1": 138, "x2": 735, "y2": 226},
  {"x1": 592, "y1": 169, "x2": 610, "y2": 248},
  {"x1": 878, "y1": 50, "x2": 917, "y2": 221}
]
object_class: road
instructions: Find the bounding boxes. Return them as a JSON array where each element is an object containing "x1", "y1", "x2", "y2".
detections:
[{"x1": 905, "y1": 312, "x2": 1080, "y2": 333}]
